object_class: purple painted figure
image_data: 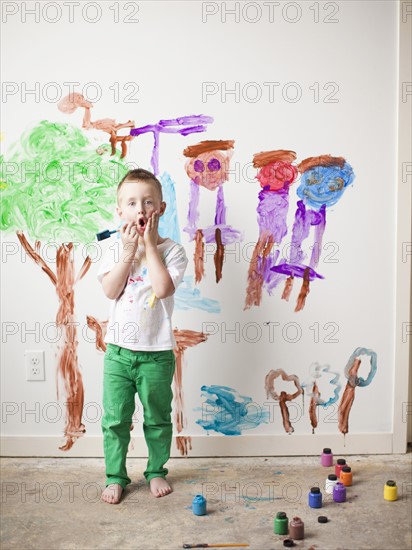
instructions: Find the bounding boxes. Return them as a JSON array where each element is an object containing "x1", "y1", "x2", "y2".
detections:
[
  {"x1": 244, "y1": 150, "x2": 298, "y2": 309},
  {"x1": 183, "y1": 140, "x2": 242, "y2": 283},
  {"x1": 270, "y1": 155, "x2": 355, "y2": 311}
]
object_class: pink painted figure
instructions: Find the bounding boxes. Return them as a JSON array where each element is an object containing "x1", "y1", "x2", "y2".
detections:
[{"x1": 183, "y1": 140, "x2": 242, "y2": 283}]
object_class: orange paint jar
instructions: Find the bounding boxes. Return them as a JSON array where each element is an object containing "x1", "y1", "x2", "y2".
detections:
[{"x1": 340, "y1": 466, "x2": 352, "y2": 486}]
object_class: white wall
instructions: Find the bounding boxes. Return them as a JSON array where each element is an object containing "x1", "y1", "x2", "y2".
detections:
[{"x1": 1, "y1": 1, "x2": 409, "y2": 456}]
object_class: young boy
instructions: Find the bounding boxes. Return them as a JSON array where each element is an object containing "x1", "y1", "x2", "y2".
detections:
[{"x1": 97, "y1": 168, "x2": 188, "y2": 504}]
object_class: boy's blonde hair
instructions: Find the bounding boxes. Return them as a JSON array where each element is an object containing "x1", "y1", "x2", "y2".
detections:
[{"x1": 117, "y1": 169, "x2": 163, "y2": 204}]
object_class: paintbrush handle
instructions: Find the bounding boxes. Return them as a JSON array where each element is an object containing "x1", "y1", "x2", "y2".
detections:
[
  {"x1": 209, "y1": 546, "x2": 249, "y2": 548},
  {"x1": 183, "y1": 545, "x2": 249, "y2": 548},
  {"x1": 96, "y1": 228, "x2": 120, "y2": 241}
]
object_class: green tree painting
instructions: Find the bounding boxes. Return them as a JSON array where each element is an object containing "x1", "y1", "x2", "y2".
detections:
[{"x1": 1, "y1": 120, "x2": 128, "y2": 450}]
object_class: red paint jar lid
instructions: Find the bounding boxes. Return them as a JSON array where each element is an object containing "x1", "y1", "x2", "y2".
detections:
[{"x1": 337, "y1": 459, "x2": 346, "y2": 465}]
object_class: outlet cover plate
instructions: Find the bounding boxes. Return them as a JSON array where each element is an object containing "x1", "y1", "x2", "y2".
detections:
[{"x1": 25, "y1": 350, "x2": 45, "y2": 381}]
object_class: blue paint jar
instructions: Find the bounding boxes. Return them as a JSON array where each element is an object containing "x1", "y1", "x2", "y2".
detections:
[
  {"x1": 192, "y1": 494, "x2": 207, "y2": 515},
  {"x1": 308, "y1": 487, "x2": 322, "y2": 508}
]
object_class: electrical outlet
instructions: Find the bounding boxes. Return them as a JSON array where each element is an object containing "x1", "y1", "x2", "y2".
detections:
[{"x1": 25, "y1": 351, "x2": 45, "y2": 381}]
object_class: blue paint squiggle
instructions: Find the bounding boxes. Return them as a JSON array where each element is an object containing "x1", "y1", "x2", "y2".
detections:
[
  {"x1": 301, "y1": 362, "x2": 341, "y2": 407},
  {"x1": 344, "y1": 347, "x2": 377, "y2": 386},
  {"x1": 196, "y1": 385, "x2": 269, "y2": 435}
]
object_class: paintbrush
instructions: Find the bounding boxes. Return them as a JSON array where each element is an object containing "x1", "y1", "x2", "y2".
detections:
[
  {"x1": 96, "y1": 229, "x2": 120, "y2": 241},
  {"x1": 183, "y1": 545, "x2": 249, "y2": 548}
]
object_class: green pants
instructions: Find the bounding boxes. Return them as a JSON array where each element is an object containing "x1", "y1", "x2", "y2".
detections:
[{"x1": 102, "y1": 343, "x2": 175, "y2": 488}]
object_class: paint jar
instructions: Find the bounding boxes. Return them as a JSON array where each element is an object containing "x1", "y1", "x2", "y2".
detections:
[
  {"x1": 274, "y1": 511, "x2": 289, "y2": 535},
  {"x1": 308, "y1": 487, "x2": 322, "y2": 508},
  {"x1": 335, "y1": 458, "x2": 346, "y2": 477},
  {"x1": 333, "y1": 482, "x2": 346, "y2": 503},
  {"x1": 192, "y1": 494, "x2": 207, "y2": 515},
  {"x1": 340, "y1": 466, "x2": 353, "y2": 486},
  {"x1": 325, "y1": 474, "x2": 338, "y2": 494},
  {"x1": 384, "y1": 480, "x2": 398, "y2": 501},
  {"x1": 289, "y1": 516, "x2": 304, "y2": 540},
  {"x1": 321, "y1": 447, "x2": 333, "y2": 467}
]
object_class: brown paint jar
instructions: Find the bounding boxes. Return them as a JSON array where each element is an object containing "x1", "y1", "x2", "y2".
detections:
[{"x1": 289, "y1": 516, "x2": 304, "y2": 540}]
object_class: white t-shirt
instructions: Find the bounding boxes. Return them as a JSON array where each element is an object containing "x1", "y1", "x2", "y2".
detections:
[{"x1": 97, "y1": 238, "x2": 188, "y2": 351}]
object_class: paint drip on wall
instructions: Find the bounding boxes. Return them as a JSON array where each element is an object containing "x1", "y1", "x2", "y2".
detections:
[
  {"x1": 338, "y1": 347, "x2": 377, "y2": 437},
  {"x1": 265, "y1": 369, "x2": 303, "y2": 434},
  {"x1": 301, "y1": 362, "x2": 341, "y2": 434}
]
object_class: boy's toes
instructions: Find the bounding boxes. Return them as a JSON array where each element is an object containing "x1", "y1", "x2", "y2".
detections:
[
  {"x1": 149, "y1": 477, "x2": 172, "y2": 498},
  {"x1": 101, "y1": 484, "x2": 123, "y2": 504}
]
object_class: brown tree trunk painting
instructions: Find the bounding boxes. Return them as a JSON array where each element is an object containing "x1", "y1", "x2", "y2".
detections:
[{"x1": 17, "y1": 231, "x2": 91, "y2": 450}]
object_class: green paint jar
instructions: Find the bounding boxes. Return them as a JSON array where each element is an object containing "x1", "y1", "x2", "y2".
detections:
[{"x1": 274, "y1": 511, "x2": 289, "y2": 535}]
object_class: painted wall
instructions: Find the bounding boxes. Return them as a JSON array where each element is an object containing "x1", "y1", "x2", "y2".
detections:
[{"x1": 1, "y1": 1, "x2": 405, "y2": 456}]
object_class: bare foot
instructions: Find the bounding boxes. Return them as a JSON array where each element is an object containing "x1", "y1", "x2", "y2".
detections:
[
  {"x1": 101, "y1": 483, "x2": 123, "y2": 504},
  {"x1": 149, "y1": 477, "x2": 172, "y2": 498}
]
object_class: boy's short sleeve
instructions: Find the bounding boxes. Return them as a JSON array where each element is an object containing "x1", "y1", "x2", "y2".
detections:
[
  {"x1": 96, "y1": 242, "x2": 120, "y2": 284},
  {"x1": 164, "y1": 243, "x2": 188, "y2": 290}
]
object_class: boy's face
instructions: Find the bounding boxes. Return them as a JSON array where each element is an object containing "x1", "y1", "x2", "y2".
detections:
[{"x1": 116, "y1": 180, "x2": 166, "y2": 236}]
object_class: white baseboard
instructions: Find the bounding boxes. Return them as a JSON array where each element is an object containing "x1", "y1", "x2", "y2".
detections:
[{"x1": 0, "y1": 433, "x2": 396, "y2": 457}]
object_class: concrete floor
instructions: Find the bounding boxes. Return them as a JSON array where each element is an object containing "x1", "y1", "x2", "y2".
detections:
[{"x1": 1, "y1": 454, "x2": 411, "y2": 550}]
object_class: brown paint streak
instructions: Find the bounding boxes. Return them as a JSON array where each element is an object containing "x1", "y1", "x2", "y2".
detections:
[
  {"x1": 214, "y1": 228, "x2": 224, "y2": 283},
  {"x1": 298, "y1": 155, "x2": 346, "y2": 173},
  {"x1": 109, "y1": 130, "x2": 134, "y2": 158},
  {"x1": 17, "y1": 231, "x2": 90, "y2": 451},
  {"x1": 86, "y1": 315, "x2": 108, "y2": 352},
  {"x1": 183, "y1": 140, "x2": 235, "y2": 157},
  {"x1": 176, "y1": 436, "x2": 193, "y2": 456},
  {"x1": 265, "y1": 369, "x2": 302, "y2": 434},
  {"x1": 253, "y1": 150, "x2": 297, "y2": 168},
  {"x1": 173, "y1": 329, "x2": 208, "y2": 441},
  {"x1": 281, "y1": 276, "x2": 294, "y2": 301},
  {"x1": 17, "y1": 231, "x2": 57, "y2": 285},
  {"x1": 194, "y1": 229, "x2": 205, "y2": 283},
  {"x1": 244, "y1": 231, "x2": 272, "y2": 309},
  {"x1": 338, "y1": 358, "x2": 362, "y2": 435},
  {"x1": 309, "y1": 382, "x2": 320, "y2": 434},
  {"x1": 295, "y1": 268, "x2": 310, "y2": 312}
]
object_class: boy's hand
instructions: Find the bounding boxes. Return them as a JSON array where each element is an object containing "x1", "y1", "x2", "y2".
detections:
[
  {"x1": 120, "y1": 222, "x2": 139, "y2": 257},
  {"x1": 144, "y1": 211, "x2": 160, "y2": 248}
]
